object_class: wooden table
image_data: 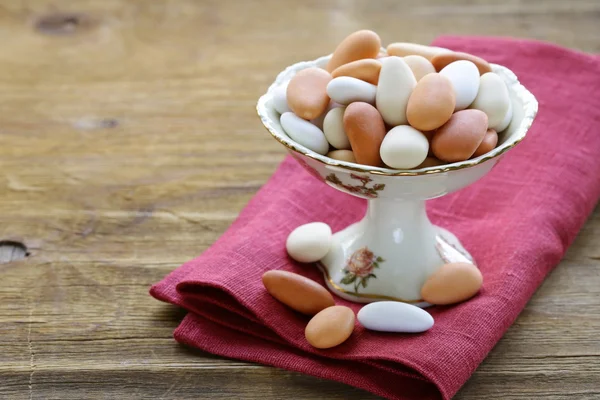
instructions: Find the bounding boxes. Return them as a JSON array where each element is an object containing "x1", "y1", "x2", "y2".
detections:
[{"x1": 1, "y1": 1, "x2": 598, "y2": 398}]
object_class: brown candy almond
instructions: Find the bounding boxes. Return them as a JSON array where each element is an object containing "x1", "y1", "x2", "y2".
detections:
[
  {"x1": 431, "y1": 109, "x2": 488, "y2": 162},
  {"x1": 343, "y1": 102, "x2": 386, "y2": 167},
  {"x1": 431, "y1": 51, "x2": 492, "y2": 75},
  {"x1": 262, "y1": 270, "x2": 335, "y2": 315},
  {"x1": 472, "y1": 129, "x2": 498, "y2": 157}
]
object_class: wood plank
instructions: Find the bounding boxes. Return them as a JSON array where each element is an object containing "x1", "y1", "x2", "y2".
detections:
[{"x1": 1, "y1": 0, "x2": 599, "y2": 399}]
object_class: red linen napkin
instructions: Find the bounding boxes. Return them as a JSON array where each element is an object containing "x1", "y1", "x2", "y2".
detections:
[{"x1": 150, "y1": 37, "x2": 600, "y2": 400}]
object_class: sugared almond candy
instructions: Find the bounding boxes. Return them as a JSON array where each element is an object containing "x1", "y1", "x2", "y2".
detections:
[
  {"x1": 472, "y1": 129, "x2": 498, "y2": 157},
  {"x1": 421, "y1": 262, "x2": 483, "y2": 305},
  {"x1": 286, "y1": 68, "x2": 332, "y2": 120},
  {"x1": 331, "y1": 59, "x2": 381, "y2": 85},
  {"x1": 403, "y1": 55, "x2": 435, "y2": 82},
  {"x1": 327, "y1": 149, "x2": 356, "y2": 163},
  {"x1": 262, "y1": 270, "x2": 335, "y2": 315},
  {"x1": 387, "y1": 42, "x2": 450, "y2": 61},
  {"x1": 470, "y1": 72, "x2": 511, "y2": 130},
  {"x1": 280, "y1": 112, "x2": 329, "y2": 155},
  {"x1": 323, "y1": 107, "x2": 350, "y2": 149},
  {"x1": 380, "y1": 125, "x2": 429, "y2": 169},
  {"x1": 431, "y1": 51, "x2": 492, "y2": 75},
  {"x1": 326, "y1": 77, "x2": 377, "y2": 105},
  {"x1": 495, "y1": 97, "x2": 513, "y2": 133},
  {"x1": 439, "y1": 60, "x2": 480, "y2": 111},
  {"x1": 406, "y1": 73, "x2": 455, "y2": 131},
  {"x1": 343, "y1": 102, "x2": 386, "y2": 167},
  {"x1": 431, "y1": 109, "x2": 488, "y2": 162},
  {"x1": 311, "y1": 101, "x2": 341, "y2": 130},
  {"x1": 357, "y1": 301, "x2": 434, "y2": 333},
  {"x1": 416, "y1": 156, "x2": 444, "y2": 169},
  {"x1": 376, "y1": 56, "x2": 416, "y2": 126},
  {"x1": 286, "y1": 222, "x2": 333, "y2": 263},
  {"x1": 273, "y1": 82, "x2": 291, "y2": 114},
  {"x1": 326, "y1": 30, "x2": 381, "y2": 72},
  {"x1": 305, "y1": 306, "x2": 355, "y2": 349}
]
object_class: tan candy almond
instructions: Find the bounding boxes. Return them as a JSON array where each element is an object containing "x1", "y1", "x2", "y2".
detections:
[
  {"x1": 305, "y1": 306, "x2": 355, "y2": 349},
  {"x1": 421, "y1": 263, "x2": 483, "y2": 305},
  {"x1": 327, "y1": 149, "x2": 356, "y2": 163},
  {"x1": 331, "y1": 59, "x2": 381, "y2": 85},
  {"x1": 416, "y1": 157, "x2": 444, "y2": 169},
  {"x1": 326, "y1": 30, "x2": 381, "y2": 72},
  {"x1": 286, "y1": 68, "x2": 332, "y2": 120},
  {"x1": 403, "y1": 55, "x2": 435, "y2": 81},
  {"x1": 407, "y1": 73, "x2": 456, "y2": 131},
  {"x1": 387, "y1": 42, "x2": 450, "y2": 61}
]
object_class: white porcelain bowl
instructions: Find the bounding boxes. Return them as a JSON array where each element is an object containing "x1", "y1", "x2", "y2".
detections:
[{"x1": 257, "y1": 52, "x2": 538, "y2": 305}]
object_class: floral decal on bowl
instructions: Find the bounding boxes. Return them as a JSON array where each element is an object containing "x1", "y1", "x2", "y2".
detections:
[
  {"x1": 291, "y1": 153, "x2": 324, "y2": 182},
  {"x1": 325, "y1": 173, "x2": 385, "y2": 198},
  {"x1": 340, "y1": 247, "x2": 384, "y2": 293}
]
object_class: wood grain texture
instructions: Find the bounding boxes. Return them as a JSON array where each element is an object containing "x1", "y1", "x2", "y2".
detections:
[{"x1": 0, "y1": 0, "x2": 599, "y2": 398}]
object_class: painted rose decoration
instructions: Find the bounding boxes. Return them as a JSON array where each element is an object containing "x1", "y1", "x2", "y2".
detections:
[{"x1": 340, "y1": 247, "x2": 384, "y2": 292}]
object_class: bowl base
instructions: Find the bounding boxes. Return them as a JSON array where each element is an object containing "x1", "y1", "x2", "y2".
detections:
[{"x1": 319, "y1": 226, "x2": 473, "y2": 306}]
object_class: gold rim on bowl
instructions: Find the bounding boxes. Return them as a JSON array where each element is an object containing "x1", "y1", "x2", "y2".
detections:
[{"x1": 257, "y1": 52, "x2": 538, "y2": 177}]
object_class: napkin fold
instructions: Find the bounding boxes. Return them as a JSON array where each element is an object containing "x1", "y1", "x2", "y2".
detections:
[{"x1": 150, "y1": 37, "x2": 600, "y2": 400}]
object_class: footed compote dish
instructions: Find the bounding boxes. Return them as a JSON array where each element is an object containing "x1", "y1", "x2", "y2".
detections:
[{"x1": 257, "y1": 52, "x2": 538, "y2": 306}]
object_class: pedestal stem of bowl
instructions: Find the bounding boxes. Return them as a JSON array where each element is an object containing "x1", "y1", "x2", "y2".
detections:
[{"x1": 320, "y1": 197, "x2": 447, "y2": 303}]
